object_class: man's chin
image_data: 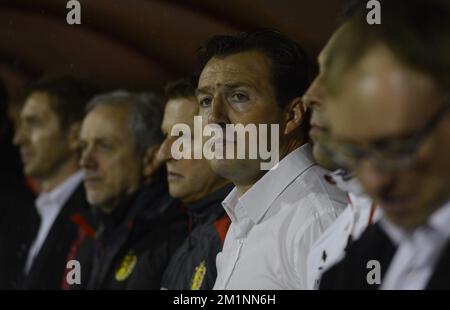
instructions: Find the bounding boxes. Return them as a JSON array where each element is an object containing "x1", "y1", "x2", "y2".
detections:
[
  {"x1": 87, "y1": 194, "x2": 108, "y2": 209},
  {"x1": 23, "y1": 165, "x2": 40, "y2": 178},
  {"x1": 208, "y1": 158, "x2": 240, "y2": 180},
  {"x1": 312, "y1": 144, "x2": 337, "y2": 171},
  {"x1": 168, "y1": 184, "x2": 188, "y2": 200},
  {"x1": 383, "y1": 204, "x2": 426, "y2": 229}
]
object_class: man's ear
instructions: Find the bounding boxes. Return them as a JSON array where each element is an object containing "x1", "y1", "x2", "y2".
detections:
[
  {"x1": 67, "y1": 122, "x2": 81, "y2": 151},
  {"x1": 284, "y1": 97, "x2": 305, "y2": 136},
  {"x1": 142, "y1": 144, "x2": 163, "y2": 181}
]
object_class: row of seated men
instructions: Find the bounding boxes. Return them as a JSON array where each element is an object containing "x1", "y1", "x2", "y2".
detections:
[{"x1": 0, "y1": 0, "x2": 449, "y2": 290}]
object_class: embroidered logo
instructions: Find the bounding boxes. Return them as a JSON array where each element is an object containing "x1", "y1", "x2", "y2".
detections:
[
  {"x1": 190, "y1": 260, "x2": 207, "y2": 290},
  {"x1": 115, "y1": 251, "x2": 137, "y2": 282}
]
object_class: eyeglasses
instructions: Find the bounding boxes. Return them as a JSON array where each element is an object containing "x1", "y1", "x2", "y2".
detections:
[{"x1": 322, "y1": 96, "x2": 450, "y2": 171}]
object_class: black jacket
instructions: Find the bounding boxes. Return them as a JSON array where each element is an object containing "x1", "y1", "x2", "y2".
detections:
[
  {"x1": 320, "y1": 222, "x2": 450, "y2": 290},
  {"x1": 67, "y1": 181, "x2": 188, "y2": 290},
  {"x1": 0, "y1": 175, "x2": 36, "y2": 289},
  {"x1": 0, "y1": 112, "x2": 36, "y2": 289},
  {"x1": 161, "y1": 184, "x2": 233, "y2": 290},
  {"x1": 15, "y1": 183, "x2": 89, "y2": 289}
]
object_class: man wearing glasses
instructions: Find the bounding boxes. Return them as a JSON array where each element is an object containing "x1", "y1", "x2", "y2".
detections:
[{"x1": 319, "y1": 0, "x2": 450, "y2": 289}]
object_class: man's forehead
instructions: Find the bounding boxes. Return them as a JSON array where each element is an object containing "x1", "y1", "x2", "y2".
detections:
[
  {"x1": 163, "y1": 99, "x2": 197, "y2": 128},
  {"x1": 327, "y1": 51, "x2": 443, "y2": 143},
  {"x1": 327, "y1": 97, "x2": 404, "y2": 143},
  {"x1": 198, "y1": 52, "x2": 271, "y2": 87},
  {"x1": 22, "y1": 92, "x2": 53, "y2": 116},
  {"x1": 82, "y1": 105, "x2": 130, "y2": 136},
  {"x1": 318, "y1": 25, "x2": 348, "y2": 70}
]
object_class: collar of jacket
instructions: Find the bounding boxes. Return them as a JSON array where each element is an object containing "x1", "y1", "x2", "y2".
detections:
[
  {"x1": 99, "y1": 180, "x2": 174, "y2": 236},
  {"x1": 71, "y1": 181, "x2": 178, "y2": 241},
  {"x1": 186, "y1": 184, "x2": 234, "y2": 229}
]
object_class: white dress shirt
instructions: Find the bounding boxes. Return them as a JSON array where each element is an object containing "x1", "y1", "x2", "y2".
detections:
[
  {"x1": 379, "y1": 201, "x2": 450, "y2": 290},
  {"x1": 306, "y1": 170, "x2": 382, "y2": 289},
  {"x1": 24, "y1": 171, "x2": 84, "y2": 274},
  {"x1": 213, "y1": 144, "x2": 347, "y2": 290}
]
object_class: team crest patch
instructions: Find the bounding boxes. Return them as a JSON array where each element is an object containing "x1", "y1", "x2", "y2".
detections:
[
  {"x1": 190, "y1": 260, "x2": 207, "y2": 290},
  {"x1": 115, "y1": 251, "x2": 137, "y2": 282}
]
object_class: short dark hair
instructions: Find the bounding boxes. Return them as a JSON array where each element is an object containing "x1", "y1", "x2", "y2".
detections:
[
  {"x1": 28, "y1": 75, "x2": 99, "y2": 129},
  {"x1": 327, "y1": 0, "x2": 450, "y2": 95},
  {"x1": 164, "y1": 76, "x2": 198, "y2": 101},
  {"x1": 197, "y1": 29, "x2": 312, "y2": 109},
  {"x1": 337, "y1": 0, "x2": 366, "y2": 24}
]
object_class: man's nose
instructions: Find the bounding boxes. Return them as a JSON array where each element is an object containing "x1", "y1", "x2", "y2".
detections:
[
  {"x1": 208, "y1": 95, "x2": 229, "y2": 127},
  {"x1": 303, "y1": 76, "x2": 323, "y2": 111},
  {"x1": 158, "y1": 137, "x2": 174, "y2": 162},
  {"x1": 79, "y1": 145, "x2": 97, "y2": 169},
  {"x1": 13, "y1": 125, "x2": 26, "y2": 146}
]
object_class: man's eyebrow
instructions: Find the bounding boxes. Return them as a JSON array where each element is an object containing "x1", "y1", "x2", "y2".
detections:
[
  {"x1": 223, "y1": 83, "x2": 253, "y2": 90},
  {"x1": 196, "y1": 83, "x2": 253, "y2": 96},
  {"x1": 195, "y1": 87, "x2": 213, "y2": 96},
  {"x1": 23, "y1": 114, "x2": 39, "y2": 122}
]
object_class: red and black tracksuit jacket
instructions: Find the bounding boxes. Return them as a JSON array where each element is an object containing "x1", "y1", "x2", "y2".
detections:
[{"x1": 161, "y1": 184, "x2": 233, "y2": 290}]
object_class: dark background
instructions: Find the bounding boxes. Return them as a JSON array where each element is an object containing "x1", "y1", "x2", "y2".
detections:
[{"x1": 0, "y1": 0, "x2": 346, "y2": 99}]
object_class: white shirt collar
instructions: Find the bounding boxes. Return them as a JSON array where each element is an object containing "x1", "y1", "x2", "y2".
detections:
[
  {"x1": 325, "y1": 169, "x2": 367, "y2": 197},
  {"x1": 428, "y1": 201, "x2": 450, "y2": 240},
  {"x1": 35, "y1": 171, "x2": 84, "y2": 217},
  {"x1": 380, "y1": 200, "x2": 450, "y2": 246},
  {"x1": 223, "y1": 143, "x2": 316, "y2": 224},
  {"x1": 25, "y1": 171, "x2": 84, "y2": 274}
]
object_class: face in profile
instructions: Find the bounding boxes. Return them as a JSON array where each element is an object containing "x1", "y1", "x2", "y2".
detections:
[
  {"x1": 303, "y1": 26, "x2": 347, "y2": 170},
  {"x1": 14, "y1": 91, "x2": 77, "y2": 180},
  {"x1": 325, "y1": 44, "x2": 450, "y2": 228},
  {"x1": 79, "y1": 104, "x2": 143, "y2": 212},
  {"x1": 159, "y1": 97, "x2": 228, "y2": 203}
]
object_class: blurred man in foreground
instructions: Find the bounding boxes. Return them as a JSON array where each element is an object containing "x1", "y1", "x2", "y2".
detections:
[{"x1": 320, "y1": 0, "x2": 450, "y2": 289}]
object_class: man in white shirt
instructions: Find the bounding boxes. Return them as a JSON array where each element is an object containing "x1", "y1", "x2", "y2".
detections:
[
  {"x1": 13, "y1": 75, "x2": 97, "y2": 289},
  {"x1": 196, "y1": 30, "x2": 347, "y2": 289},
  {"x1": 319, "y1": 0, "x2": 450, "y2": 290}
]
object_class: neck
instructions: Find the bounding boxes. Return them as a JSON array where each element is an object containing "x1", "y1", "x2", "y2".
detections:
[
  {"x1": 279, "y1": 138, "x2": 303, "y2": 161},
  {"x1": 208, "y1": 178, "x2": 230, "y2": 196},
  {"x1": 182, "y1": 178, "x2": 230, "y2": 204},
  {"x1": 40, "y1": 156, "x2": 80, "y2": 193},
  {"x1": 235, "y1": 184, "x2": 254, "y2": 198},
  {"x1": 234, "y1": 139, "x2": 305, "y2": 198}
]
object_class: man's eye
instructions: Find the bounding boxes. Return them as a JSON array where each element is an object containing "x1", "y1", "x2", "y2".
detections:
[
  {"x1": 230, "y1": 93, "x2": 249, "y2": 103},
  {"x1": 98, "y1": 142, "x2": 113, "y2": 150},
  {"x1": 199, "y1": 97, "x2": 212, "y2": 107},
  {"x1": 26, "y1": 119, "x2": 41, "y2": 128},
  {"x1": 309, "y1": 101, "x2": 321, "y2": 111},
  {"x1": 79, "y1": 142, "x2": 87, "y2": 151}
]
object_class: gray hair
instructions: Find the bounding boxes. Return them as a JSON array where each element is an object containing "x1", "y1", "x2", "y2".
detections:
[{"x1": 86, "y1": 90, "x2": 163, "y2": 155}]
